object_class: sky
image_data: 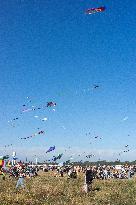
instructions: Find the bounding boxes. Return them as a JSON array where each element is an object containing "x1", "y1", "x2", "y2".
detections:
[{"x1": 0, "y1": 0, "x2": 136, "y2": 162}]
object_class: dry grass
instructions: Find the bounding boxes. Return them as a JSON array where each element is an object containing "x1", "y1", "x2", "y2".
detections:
[{"x1": 0, "y1": 172, "x2": 136, "y2": 205}]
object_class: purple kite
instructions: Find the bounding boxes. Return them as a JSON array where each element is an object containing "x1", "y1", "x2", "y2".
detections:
[
  {"x1": 85, "y1": 6, "x2": 106, "y2": 15},
  {"x1": 47, "y1": 102, "x2": 56, "y2": 107}
]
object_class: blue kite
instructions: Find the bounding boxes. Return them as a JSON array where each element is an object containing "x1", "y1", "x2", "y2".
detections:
[
  {"x1": 52, "y1": 153, "x2": 63, "y2": 161},
  {"x1": 46, "y1": 146, "x2": 55, "y2": 153}
]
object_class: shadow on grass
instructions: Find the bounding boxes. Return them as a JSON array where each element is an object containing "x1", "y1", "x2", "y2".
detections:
[{"x1": 92, "y1": 187, "x2": 101, "y2": 191}]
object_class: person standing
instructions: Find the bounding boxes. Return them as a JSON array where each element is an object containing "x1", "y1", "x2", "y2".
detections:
[{"x1": 84, "y1": 167, "x2": 94, "y2": 193}]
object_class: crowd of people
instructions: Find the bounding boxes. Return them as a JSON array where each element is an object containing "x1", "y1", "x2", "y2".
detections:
[
  {"x1": 0, "y1": 162, "x2": 136, "y2": 193},
  {"x1": 0, "y1": 162, "x2": 38, "y2": 189},
  {"x1": 88, "y1": 165, "x2": 135, "y2": 180},
  {"x1": 52, "y1": 164, "x2": 135, "y2": 180}
]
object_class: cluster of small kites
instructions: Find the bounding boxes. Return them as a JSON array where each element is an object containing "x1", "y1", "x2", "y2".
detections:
[
  {"x1": 118, "y1": 145, "x2": 130, "y2": 156},
  {"x1": 4, "y1": 144, "x2": 13, "y2": 148},
  {"x1": 86, "y1": 154, "x2": 95, "y2": 158},
  {"x1": 5, "y1": 97, "x2": 65, "y2": 162},
  {"x1": 9, "y1": 99, "x2": 56, "y2": 142},
  {"x1": 5, "y1": 87, "x2": 131, "y2": 163},
  {"x1": 22, "y1": 101, "x2": 56, "y2": 113},
  {"x1": 20, "y1": 130, "x2": 45, "y2": 140},
  {"x1": 86, "y1": 132, "x2": 102, "y2": 145}
]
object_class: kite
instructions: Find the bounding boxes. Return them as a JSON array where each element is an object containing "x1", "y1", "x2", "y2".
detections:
[
  {"x1": 34, "y1": 116, "x2": 39, "y2": 118},
  {"x1": 86, "y1": 132, "x2": 91, "y2": 136},
  {"x1": 123, "y1": 145, "x2": 130, "y2": 152},
  {"x1": 21, "y1": 100, "x2": 56, "y2": 113},
  {"x1": 22, "y1": 108, "x2": 34, "y2": 113},
  {"x1": 0, "y1": 155, "x2": 9, "y2": 160},
  {"x1": 64, "y1": 160, "x2": 70, "y2": 165},
  {"x1": 64, "y1": 146, "x2": 70, "y2": 152},
  {"x1": 34, "y1": 116, "x2": 48, "y2": 122},
  {"x1": 22, "y1": 106, "x2": 40, "y2": 113},
  {"x1": 26, "y1": 96, "x2": 31, "y2": 101},
  {"x1": 46, "y1": 146, "x2": 55, "y2": 153},
  {"x1": 47, "y1": 102, "x2": 56, "y2": 107},
  {"x1": 4, "y1": 144, "x2": 12, "y2": 148},
  {"x1": 21, "y1": 105, "x2": 46, "y2": 113},
  {"x1": 38, "y1": 131, "x2": 44, "y2": 134},
  {"x1": 8, "y1": 118, "x2": 19, "y2": 127},
  {"x1": 123, "y1": 149, "x2": 130, "y2": 153},
  {"x1": 13, "y1": 156, "x2": 18, "y2": 160},
  {"x1": 12, "y1": 118, "x2": 19, "y2": 121},
  {"x1": 86, "y1": 154, "x2": 95, "y2": 158},
  {"x1": 21, "y1": 130, "x2": 45, "y2": 140},
  {"x1": 93, "y1": 84, "x2": 99, "y2": 89},
  {"x1": 85, "y1": 6, "x2": 106, "y2": 15},
  {"x1": 94, "y1": 136, "x2": 102, "y2": 139},
  {"x1": 52, "y1": 153, "x2": 63, "y2": 161},
  {"x1": 25, "y1": 97, "x2": 32, "y2": 104},
  {"x1": 118, "y1": 145, "x2": 130, "y2": 156},
  {"x1": 41, "y1": 117, "x2": 48, "y2": 122},
  {"x1": 118, "y1": 152, "x2": 122, "y2": 156}
]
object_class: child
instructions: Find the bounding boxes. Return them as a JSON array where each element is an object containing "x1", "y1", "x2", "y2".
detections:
[{"x1": 16, "y1": 170, "x2": 25, "y2": 189}]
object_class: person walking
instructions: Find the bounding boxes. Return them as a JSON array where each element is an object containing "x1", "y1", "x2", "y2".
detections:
[{"x1": 16, "y1": 170, "x2": 25, "y2": 189}]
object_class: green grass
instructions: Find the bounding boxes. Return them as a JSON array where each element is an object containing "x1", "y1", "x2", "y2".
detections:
[{"x1": 0, "y1": 172, "x2": 136, "y2": 205}]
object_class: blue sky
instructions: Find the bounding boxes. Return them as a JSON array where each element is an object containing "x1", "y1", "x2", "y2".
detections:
[{"x1": 0, "y1": 0, "x2": 136, "y2": 162}]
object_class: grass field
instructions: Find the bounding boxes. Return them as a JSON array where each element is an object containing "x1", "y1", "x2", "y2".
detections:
[{"x1": 1, "y1": 172, "x2": 136, "y2": 205}]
